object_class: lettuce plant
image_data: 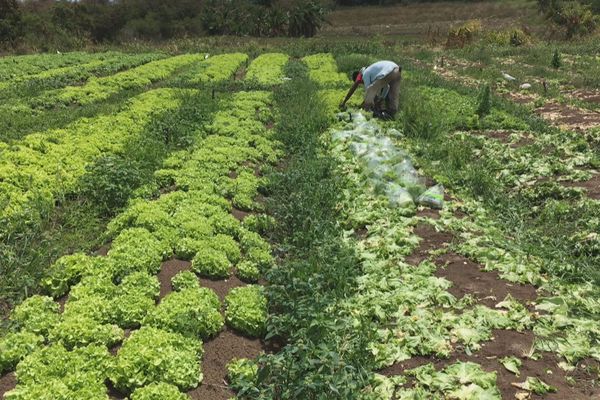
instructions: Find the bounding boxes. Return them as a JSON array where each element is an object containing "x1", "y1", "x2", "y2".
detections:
[
  {"x1": 130, "y1": 382, "x2": 190, "y2": 400},
  {"x1": 192, "y1": 247, "x2": 231, "y2": 279},
  {"x1": 171, "y1": 271, "x2": 200, "y2": 291},
  {"x1": 48, "y1": 316, "x2": 124, "y2": 349},
  {"x1": 107, "y1": 227, "x2": 168, "y2": 279},
  {"x1": 235, "y1": 260, "x2": 260, "y2": 283},
  {"x1": 246, "y1": 53, "x2": 289, "y2": 86},
  {"x1": 144, "y1": 287, "x2": 223, "y2": 339},
  {"x1": 10, "y1": 295, "x2": 60, "y2": 337},
  {"x1": 225, "y1": 285, "x2": 267, "y2": 338},
  {"x1": 0, "y1": 332, "x2": 44, "y2": 374},
  {"x1": 110, "y1": 327, "x2": 203, "y2": 393}
]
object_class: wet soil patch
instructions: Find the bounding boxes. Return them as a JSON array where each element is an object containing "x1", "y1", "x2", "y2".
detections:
[
  {"x1": 563, "y1": 173, "x2": 600, "y2": 200},
  {"x1": 535, "y1": 102, "x2": 600, "y2": 131},
  {"x1": 0, "y1": 372, "x2": 16, "y2": 398},
  {"x1": 406, "y1": 223, "x2": 454, "y2": 266},
  {"x1": 200, "y1": 275, "x2": 246, "y2": 303},
  {"x1": 187, "y1": 328, "x2": 264, "y2": 400},
  {"x1": 434, "y1": 252, "x2": 537, "y2": 307},
  {"x1": 158, "y1": 259, "x2": 192, "y2": 299}
]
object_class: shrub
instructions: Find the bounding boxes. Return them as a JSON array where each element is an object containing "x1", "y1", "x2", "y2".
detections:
[
  {"x1": 192, "y1": 247, "x2": 231, "y2": 279},
  {"x1": 131, "y1": 382, "x2": 190, "y2": 400},
  {"x1": 551, "y1": 48, "x2": 562, "y2": 69},
  {"x1": 144, "y1": 288, "x2": 223, "y2": 339},
  {"x1": 225, "y1": 285, "x2": 267, "y2": 337},
  {"x1": 109, "y1": 327, "x2": 203, "y2": 393},
  {"x1": 476, "y1": 84, "x2": 492, "y2": 118},
  {"x1": 446, "y1": 20, "x2": 482, "y2": 48},
  {"x1": 0, "y1": 332, "x2": 44, "y2": 374},
  {"x1": 79, "y1": 155, "x2": 143, "y2": 215},
  {"x1": 541, "y1": 0, "x2": 599, "y2": 38}
]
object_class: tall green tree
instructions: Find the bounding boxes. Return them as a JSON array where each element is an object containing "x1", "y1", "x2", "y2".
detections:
[{"x1": 0, "y1": 0, "x2": 22, "y2": 47}]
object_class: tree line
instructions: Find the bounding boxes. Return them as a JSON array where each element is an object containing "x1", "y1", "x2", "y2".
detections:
[{"x1": 0, "y1": 0, "x2": 332, "y2": 50}]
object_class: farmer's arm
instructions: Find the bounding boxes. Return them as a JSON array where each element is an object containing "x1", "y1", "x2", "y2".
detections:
[{"x1": 339, "y1": 81, "x2": 361, "y2": 109}]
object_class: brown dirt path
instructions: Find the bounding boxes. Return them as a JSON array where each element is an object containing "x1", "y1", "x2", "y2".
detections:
[
  {"x1": 385, "y1": 203, "x2": 599, "y2": 399},
  {"x1": 535, "y1": 102, "x2": 600, "y2": 132}
]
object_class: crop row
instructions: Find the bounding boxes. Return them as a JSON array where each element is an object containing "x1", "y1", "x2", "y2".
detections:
[
  {"x1": 0, "y1": 90, "x2": 279, "y2": 399},
  {"x1": 0, "y1": 88, "x2": 184, "y2": 241},
  {"x1": 323, "y1": 94, "x2": 600, "y2": 397},
  {"x1": 303, "y1": 53, "x2": 349, "y2": 88},
  {"x1": 245, "y1": 53, "x2": 290, "y2": 85},
  {"x1": 0, "y1": 53, "x2": 164, "y2": 99},
  {"x1": 0, "y1": 52, "x2": 111, "y2": 82},
  {"x1": 31, "y1": 54, "x2": 205, "y2": 107},
  {"x1": 182, "y1": 53, "x2": 249, "y2": 85}
]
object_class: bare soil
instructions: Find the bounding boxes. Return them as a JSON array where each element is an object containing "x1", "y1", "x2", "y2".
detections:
[
  {"x1": 231, "y1": 208, "x2": 251, "y2": 221},
  {"x1": 535, "y1": 102, "x2": 600, "y2": 132},
  {"x1": 416, "y1": 208, "x2": 441, "y2": 220},
  {"x1": 234, "y1": 66, "x2": 246, "y2": 81},
  {"x1": 563, "y1": 173, "x2": 600, "y2": 200},
  {"x1": 187, "y1": 328, "x2": 264, "y2": 400},
  {"x1": 157, "y1": 258, "x2": 192, "y2": 299},
  {"x1": 0, "y1": 372, "x2": 16, "y2": 398},
  {"x1": 406, "y1": 223, "x2": 454, "y2": 266},
  {"x1": 479, "y1": 130, "x2": 534, "y2": 148},
  {"x1": 199, "y1": 275, "x2": 246, "y2": 303},
  {"x1": 435, "y1": 252, "x2": 538, "y2": 307},
  {"x1": 567, "y1": 89, "x2": 600, "y2": 105},
  {"x1": 381, "y1": 329, "x2": 599, "y2": 399}
]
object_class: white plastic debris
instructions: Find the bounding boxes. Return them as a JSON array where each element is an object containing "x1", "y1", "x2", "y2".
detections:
[
  {"x1": 520, "y1": 83, "x2": 532, "y2": 90},
  {"x1": 501, "y1": 71, "x2": 517, "y2": 81},
  {"x1": 330, "y1": 112, "x2": 444, "y2": 209}
]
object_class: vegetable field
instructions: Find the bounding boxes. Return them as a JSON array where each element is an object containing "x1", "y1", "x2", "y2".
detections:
[{"x1": 0, "y1": 45, "x2": 599, "y2": 400}]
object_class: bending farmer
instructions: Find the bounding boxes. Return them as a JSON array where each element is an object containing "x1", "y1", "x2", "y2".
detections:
[{"x1": 340, "y1": 60, "x2": 402, "y2": 119}]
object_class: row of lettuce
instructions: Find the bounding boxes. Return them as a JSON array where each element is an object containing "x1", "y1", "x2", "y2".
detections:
[
  {"x1": 0, "y1": 88, "x2": 283, "y2": 399},
  {"x1": 0, "y1": 52, "x2": 116, "y2": 82},
  {"x1": 0, "y1": 52, "x2": 165, "y2": 100}
]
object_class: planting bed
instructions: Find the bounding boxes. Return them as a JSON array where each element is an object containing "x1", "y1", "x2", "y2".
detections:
[{"x1": 0, "y1": 48, "x2": 598, "y2": 400}]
